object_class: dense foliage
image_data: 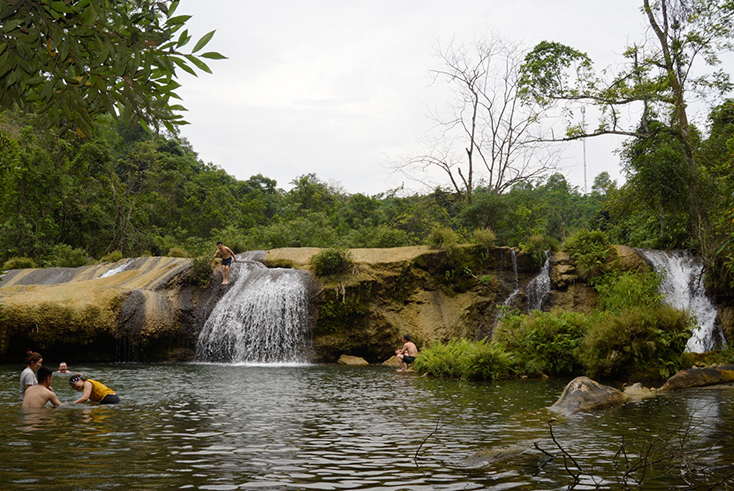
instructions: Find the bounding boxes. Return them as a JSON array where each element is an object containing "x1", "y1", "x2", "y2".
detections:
[
  {"x1": 0, "y1": 0, "x2": 224, "y2": 134},
  {"x1": 414, "y1": 254, "x2": 694, "y2": 381},
  {"x1": 0, "y1": 111, "x2": 607, "y2": 267}
]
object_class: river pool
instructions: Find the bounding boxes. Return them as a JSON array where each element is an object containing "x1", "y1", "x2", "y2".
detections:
[{"x1": 1, "y1": 363, "x2": 733, "y2": 490}]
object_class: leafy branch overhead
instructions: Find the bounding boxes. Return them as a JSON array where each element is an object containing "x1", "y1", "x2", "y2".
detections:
[
  {"x1": 518, "y1": 0, "x2": 734, "y2": 143},
  {"x1": 0, "y1": 0, "x2": 226, "y2": 134}
]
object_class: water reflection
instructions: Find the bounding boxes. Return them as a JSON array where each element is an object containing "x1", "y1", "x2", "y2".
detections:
[{"x1": 0, "y1": 364, "x2": 733, "y2": 490}]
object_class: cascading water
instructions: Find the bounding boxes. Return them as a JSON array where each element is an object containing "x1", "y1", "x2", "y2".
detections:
[
  {"x1": 526, "y1": 251, "x2": 551, "y2": 312},
  {"x1": 636, "y1": 249, "x2": 725, "y2": 353},
  {"x1": 495, "y1": 249, "x2": 521, "y2": 323},
  {"x1": 196, "y1": 253, "x2": 315, "y2": 364},
  {"x1": 99, "y1": 258, "x2": 134, "y2": 278}
]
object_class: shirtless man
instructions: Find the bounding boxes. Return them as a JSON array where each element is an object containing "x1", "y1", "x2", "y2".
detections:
[
  {"x1": 210, "y1": 241, "x2": 237, "y2": 285},
  {"x1": 22, "y1": 367, "x2": 63, "y2": 408},
  {"x1": 396, "y1": 334, "x2": 418, "y2": 372}
]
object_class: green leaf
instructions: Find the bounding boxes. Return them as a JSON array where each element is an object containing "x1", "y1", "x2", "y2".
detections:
[
  {"x1": 176, "y1": 29, "x2": 191, "y2": 48},
  {"x1": 192, "y1": 30, "x2": 215, "y2": 53},
  {"x1": 200, "y1": 51, "x2": 227, "y2": 60},
  {"x1": 171, "y1": 56, "x2": 197, "y2": 77},
  {"x1": 184, "y1": 54, "x2": 211, "y2": 74},
  {"x1": 166, "y1": 15, "x2": 192, "y2": 27}
]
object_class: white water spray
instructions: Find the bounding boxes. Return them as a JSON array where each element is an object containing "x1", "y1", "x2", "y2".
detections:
[
  {"x1": 196, "y1": 254, "x2": 315, "y2": 364},
  {"x1": 636, "y1": 249, "x2": 725, "y2": 353},
  {"x1": 526, "y1": 252, "x2": 551, "y2": 312},
  {"x1": 99, "y1": 259, "x2": 134, "y2": 278}
]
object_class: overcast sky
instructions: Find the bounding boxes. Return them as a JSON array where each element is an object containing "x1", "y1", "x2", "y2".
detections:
[{"x1": 174, "y1": 1, "x2": 657, "y2": 195}]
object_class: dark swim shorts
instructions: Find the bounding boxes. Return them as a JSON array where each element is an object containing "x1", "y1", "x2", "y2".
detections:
[
  {"x1": 222, "y1": 257, "x2": 233, "y2": 267},
  {"x1": 100, "y1": 394, "x2": 120, "y2": 405},
  {"x1": 403, "y1": 355, "x2": 415, "y2": 365}
]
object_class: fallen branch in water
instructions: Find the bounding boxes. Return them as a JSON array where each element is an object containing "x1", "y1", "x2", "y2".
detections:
[{"x1": 414, "y1": 418, "x2": 444, "y2": 468}]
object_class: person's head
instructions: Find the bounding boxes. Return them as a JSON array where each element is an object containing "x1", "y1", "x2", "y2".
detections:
[
  {"x1": 37, "y1": 366, "x2": 53, "y2": 386},
  {"x1": 216, "y1": 241, "x2": 223, "y2": 247},
  {"x1": 402, "y1": 334, "x2": 410, "y2": 343},
  {"x1": 25, "y1": 350, "x2": 42, "y2": 370},
  {"x1": 58, "y1": 362, "x2": 69, "y2": 373},
  {"x1": 69, "y1": 374, "x2": 86, "y2": 391}
]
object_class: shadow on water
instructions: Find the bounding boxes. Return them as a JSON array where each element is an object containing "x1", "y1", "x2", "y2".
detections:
[{"x1": 1, "y1": 364, "x2": 733, "y2": 490}]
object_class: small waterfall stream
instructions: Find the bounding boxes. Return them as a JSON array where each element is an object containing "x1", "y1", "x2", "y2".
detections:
[
  {"x1": 526, "y1": 251, "x2": 551, "y2": 312},
  {"x1": 196, "y1": 253, "x2": 315, "y2": 364},
  {"x1": 495, "y1": 249, "x2": 521, "y2": 323},
  {"x1": 636, "y1": 249, "x2": 725, "y2": 353}
]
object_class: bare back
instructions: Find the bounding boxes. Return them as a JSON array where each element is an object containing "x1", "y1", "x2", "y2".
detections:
[
  {"x1": 22, "y1": 384, "x2": 61, "y2": 408},
  {"x1": 404, "y1": 341, "x2": 418, "y2": 357}
]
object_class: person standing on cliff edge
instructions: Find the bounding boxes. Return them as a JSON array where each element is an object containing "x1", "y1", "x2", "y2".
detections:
[
  {"x1": 210, "y1": 241, "x2": 237, "y2": 285},
  {"x1": 396, "y1": 334, "x2": 418, "y2": 372}
]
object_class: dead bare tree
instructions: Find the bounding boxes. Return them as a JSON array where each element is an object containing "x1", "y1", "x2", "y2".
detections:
[{"x1": 396, "y1": 34, "x2": 561, "y2": 204}]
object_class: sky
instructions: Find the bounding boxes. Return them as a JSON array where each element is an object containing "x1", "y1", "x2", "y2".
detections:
[{"x1": 173, "y1": 1, "x2": 658, "y2": 196}]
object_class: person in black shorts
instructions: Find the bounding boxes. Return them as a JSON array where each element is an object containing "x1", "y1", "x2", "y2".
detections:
[
  {"x1": 396, "y1": 334, "x2": 418, "y2": 372},
  {"x1": 210, "y1": 241, "x2": 237, "y2": 285}
]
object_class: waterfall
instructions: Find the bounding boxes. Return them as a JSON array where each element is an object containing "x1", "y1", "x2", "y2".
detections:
[
  {"x1": 196, "y1": 253, "x2": 315, "y2": 364},
  {"x1": 636, "y1": 249, "x2": 725, "y2": 353},
  {"x1": 526, "y1": 251, "x2": 551, "y2": 312},
  {"x1": 495, "y1": 249, "x2": 521, "y2": 322}
]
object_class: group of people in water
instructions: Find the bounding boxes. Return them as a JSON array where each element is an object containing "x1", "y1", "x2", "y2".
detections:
[{"x1": 20, "y1": 351, "x2": 119, "y2": 408}]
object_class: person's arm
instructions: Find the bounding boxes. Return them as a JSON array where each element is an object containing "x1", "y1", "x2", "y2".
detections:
[
  {"x1": 73, "y1": 381, "x2": 93, "y2": 403},
  {"x1": 226, "y1": 247, "x2": 237, "y2": 261},
  {"x1": 48, "y1": 391, "x2": 63, "y2": 407}
]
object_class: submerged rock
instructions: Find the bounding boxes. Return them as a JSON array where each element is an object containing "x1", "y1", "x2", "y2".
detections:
[
  {"x1": 549, "y1": 376, "x2": 629, "y2": 415},
  {"x1": 623, "y1": 382, "x2": 658, "y2": 400},
  {"x1": 461, "y1": 445, "x2": 529, "y2": 468},
  {"x1": 659, "y1": 365, "x2": 734, "y2": 391}
]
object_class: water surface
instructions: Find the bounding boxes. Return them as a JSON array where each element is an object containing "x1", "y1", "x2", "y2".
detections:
[{"x1": 1, "y1": 364, "x2": 733, "y2": 490}]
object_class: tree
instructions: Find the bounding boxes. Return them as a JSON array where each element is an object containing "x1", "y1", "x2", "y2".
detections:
[
  {"x1": 397, "y1": 34, "x2": 560, "y2": 204},
  {"x1": 519, "y1": 0, "x2": 734, "y2": 253},
  {"x1": 0, "y1": 0, "x2": 225, "y2": 134}
]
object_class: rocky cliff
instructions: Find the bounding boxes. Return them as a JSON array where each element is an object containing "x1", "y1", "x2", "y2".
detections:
[{"x1": 0, "y1": 245, "x2": 657, "y2": 363}]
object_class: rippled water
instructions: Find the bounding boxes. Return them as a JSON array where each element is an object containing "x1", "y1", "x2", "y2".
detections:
[{"x1": 1, "y1": 364, "x2": 733, "y2": 490}]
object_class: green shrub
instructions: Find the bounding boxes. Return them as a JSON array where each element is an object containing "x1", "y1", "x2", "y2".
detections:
[
  {"x1": 493, "y1": 309, "x2": 589, "y2": 376},
  {"x1": 473, "y1": 228, "x2": 497, "y2": 248},
  {"x1": 427, "y1": 226, "x2": 459, "y2": 250},
  {"x1": 463, "y1": 342, "x2": 515, "y2": 381},
  {"x1": 595, "y1": 271, "x2": 664, "y2": 314},
  {"x1": 478, "y1": 274, "x2": 494, "y2": 286},
  {"x1": 310, "y1": 248, "x2": 353, "y2": 277},
  {"x1": 187, "y1": 256, "x2": 214, "y2": 287},
  {"x1": 579, "y1": 305, "x2": 693, "y2": 380},
  {"x1": 563, "y1": 229, "x2": 613, "y2": 281},
  {"x1": 167, "y1": 247, "x2": 188, "y2": 258},
  {"x1": 210, "y1": 224, "x2": 252, "y2": 253},
  {"x1": 48, "y1": 244, "x2": 88, "y2": 268},
  {"x1": 3, "y1": 256, "x2": 36, "y2": 269},
  {"x1": 520, "y1": 233, "x2": 556, "y2": 268},
  {"x1": 100, "y1": 250, "x2": 123, "y2": 263},
  {"x1": 412, "y1": 338, "x2": 514, "y2": 380}
]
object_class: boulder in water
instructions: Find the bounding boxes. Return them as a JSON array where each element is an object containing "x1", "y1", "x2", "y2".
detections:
[
  {"x1": 659, "y1": 365, "x2": 734, "y2": 391},
  {"x1": 623, "y1": 382, "x2": 658, "y2": 400},
  {"x1": 337, "y1": 354, "x2": 370, "y2": 366},
  {"x1": 550, "y1": 376, "x2": 629, "y2": 415},
  {"x1": 381, "y1": 355, "x2": 402, "y2": 367}
]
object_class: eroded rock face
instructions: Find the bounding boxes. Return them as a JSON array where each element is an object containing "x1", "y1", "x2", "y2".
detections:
[
  {"x1": 659, "y1": 366, "x2": 734, "y2": 391},
  {"x1": 549, "y1": 376, "x2": 629, "y2": 415}
]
